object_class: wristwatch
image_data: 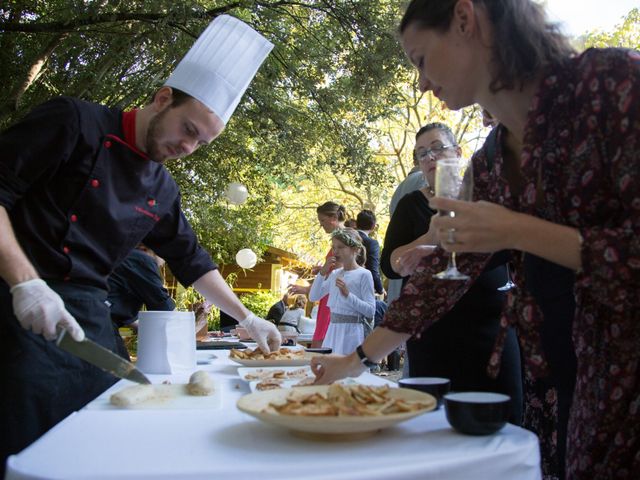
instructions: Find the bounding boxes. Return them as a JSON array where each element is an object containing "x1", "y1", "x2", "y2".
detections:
[{"x1": 356, "y1": 345, "x2": 378, "y2": 368}]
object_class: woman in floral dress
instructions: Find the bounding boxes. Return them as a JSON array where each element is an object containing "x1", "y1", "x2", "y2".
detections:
[{"x1": 311, "y1": 1, "x2": 640, "y2": 478}]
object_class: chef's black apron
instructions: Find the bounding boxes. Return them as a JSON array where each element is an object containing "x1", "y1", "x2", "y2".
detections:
[{"x1": 0, "y1": 279, "x2": 118, "y2": 471}]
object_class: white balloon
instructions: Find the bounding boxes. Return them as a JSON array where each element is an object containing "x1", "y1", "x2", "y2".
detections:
[
  {"x1": 236, "y1": 248, "x2": 257, "y2": 269},
  {"x1": 225, "y1": 182, "x2": 249, "y2": 205}
]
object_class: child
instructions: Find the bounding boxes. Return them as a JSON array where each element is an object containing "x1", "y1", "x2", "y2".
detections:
[
  {"x1": 309, "y1": 228, "x2": 376, "y2": 355},
  {"x1": 277, "y1": 295, "x2": 307, "y2": 333}
]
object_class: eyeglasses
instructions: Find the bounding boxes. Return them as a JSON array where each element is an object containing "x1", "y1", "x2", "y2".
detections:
[{"x1": 416, "y1": 144, "x2": 457, "y2": 162}]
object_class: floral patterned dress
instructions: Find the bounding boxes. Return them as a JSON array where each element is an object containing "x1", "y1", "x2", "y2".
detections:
[{"x1": 382, "y1": 48, "x2": 640, "y2": 479}]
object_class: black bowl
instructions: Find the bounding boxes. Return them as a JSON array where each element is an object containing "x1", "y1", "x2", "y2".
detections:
[
  {"x1": 398, "y1": 377, "x2": 451, "y2": 409},
  {"x1": 444, "y1": 392, "x2": 511, "y2": 435},
  {"x1": 304, "y1": 347, "x2": 332, "y2": 354}
]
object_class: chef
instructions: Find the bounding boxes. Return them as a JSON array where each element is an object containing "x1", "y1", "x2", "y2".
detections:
[{"x1": 0, "y1": 15, "x2": 280, "y2": 471}]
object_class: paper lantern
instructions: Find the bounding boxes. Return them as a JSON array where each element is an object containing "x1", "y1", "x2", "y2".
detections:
[
  {"x1": 225, "y1": 182, "x2": 249, "y2": 205},
  {"x1": 236, "y1": 248, "x2": 257, "y2": 269}
]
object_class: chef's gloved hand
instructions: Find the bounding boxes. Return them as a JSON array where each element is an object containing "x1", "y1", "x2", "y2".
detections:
[
  {"x1": 239, "y1": 313, "x2": 281, "y2": 354},
  {"x1": 10, "y1": 279, "x2": 85, "y2": 341}
]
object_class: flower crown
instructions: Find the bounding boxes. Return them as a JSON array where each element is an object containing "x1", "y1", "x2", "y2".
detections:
[{"x1": 331, "y1": 228, "x2": 363, "y2": 249}]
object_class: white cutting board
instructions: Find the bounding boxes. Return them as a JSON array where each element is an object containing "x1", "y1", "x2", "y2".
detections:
[{"x1": 86, "y1": 375, "x2": 221, "y2": 410}]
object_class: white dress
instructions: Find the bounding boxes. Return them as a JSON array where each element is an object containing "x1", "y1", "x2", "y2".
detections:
[
  {"x1": 277, "y1": 308, "x2": 304, "y2": 332},
  {"x1": 309, "y1": 267, "x2": 376, "y2": 355}
]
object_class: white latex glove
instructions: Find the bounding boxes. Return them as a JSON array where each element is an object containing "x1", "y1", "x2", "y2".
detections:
[
  {"x1": 10, "y1": 279, "x2": 85, "y2": 341},
  {"x1": 239, "y1": 313, "x2": 281, "y2": 353}
]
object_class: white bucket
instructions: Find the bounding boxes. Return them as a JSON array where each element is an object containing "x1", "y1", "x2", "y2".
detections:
[{"x1": 136, "y1": 311, "x2": 196, "y2": 374}]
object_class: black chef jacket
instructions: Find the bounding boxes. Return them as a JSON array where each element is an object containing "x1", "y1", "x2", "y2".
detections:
[{"x1": 0, "y1": 96, "x2": 216, "y2": 289}]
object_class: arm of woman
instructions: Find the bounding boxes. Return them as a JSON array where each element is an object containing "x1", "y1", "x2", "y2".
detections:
[
  {"x1": 287, "y1": 284, "x2": 310, "y2": 296},
  {"x1": 381, "y1": 192, "x2": 437, "y2": 278},
  {"x1": 389, "y1": 231, "x2": 438, "y2": 274},
  {"x1": 312, "y1": 327, "x2": 410, "y2": 384}
]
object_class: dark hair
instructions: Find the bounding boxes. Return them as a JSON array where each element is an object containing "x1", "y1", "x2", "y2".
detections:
[
  {"x1": 317, "y1": 201, "x2": 346, "y2": 221},
  {"x1": 400, "y1": 0, "x2": 575, "y2": 92},
  {"x1": 356, "y1": 210, "x2": 376, "y2": 230},
  {"x1": 344, "y1": 219, "x2": 358, "y2": 228},
  {"x1": 413, "y1": 122, "x2": 457, "y2": 163},
  {"x1": 151, "y1": 87, "x2": 195, "y2": 108}
]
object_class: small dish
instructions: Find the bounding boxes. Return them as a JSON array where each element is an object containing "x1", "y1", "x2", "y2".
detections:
[
  {"x1": 444, "y1": 392, "x2": 511, "y2": 435},
  {"x1": 398, "y1": 377, "x2": 450, "y2": 409},
  {"x1": 304, "y1": 347, "x2": 332, "y2": 354}
]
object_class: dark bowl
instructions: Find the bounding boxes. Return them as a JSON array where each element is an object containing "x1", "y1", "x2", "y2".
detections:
[
  {"x1": 304, "y1": 347, "x2": 332, "y2": 354},
  {"x1": 398, "y1": 377, "x2": 451, "y2": 409},
  {"x1": 444, "y1": 392, "x2": 511, "y2": 435}
]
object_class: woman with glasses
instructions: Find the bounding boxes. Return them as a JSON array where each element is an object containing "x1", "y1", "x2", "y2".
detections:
[{"x1": 380, "y1": 122, "x2": 522, "y2": 422}]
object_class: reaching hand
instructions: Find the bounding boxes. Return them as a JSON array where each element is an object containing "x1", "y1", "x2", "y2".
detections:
[
  {"x1": 311, "y1": 353, "x2": 366, "y2": 385},
  {"x1": 287, "y1": 284, "x2": 310, "y2": 296},
  {"x1": 239, "y1": 313, "x2": 282, "y2": 353},
  {"x1": 428, "y1": 198, "x2": 519, "y2": 253},
  {"x1": 395, "y1": 245, "x2": 437, "y2": 277},
  {"x1": 10, "y1": 279, "x2": 85, "y2": 341}
]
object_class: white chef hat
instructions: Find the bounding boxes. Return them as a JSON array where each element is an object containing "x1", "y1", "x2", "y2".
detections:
[{"x1": 164, "y1": 15, "x2": 273, "y2": 124}]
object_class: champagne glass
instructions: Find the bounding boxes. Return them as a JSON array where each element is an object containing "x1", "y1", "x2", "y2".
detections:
[
  {"x1": 497, "y1": 263, "x2": 516, "y2": 291},
  {"x1": 434, "y1": 157, "x2": 473, "y2": 280}
]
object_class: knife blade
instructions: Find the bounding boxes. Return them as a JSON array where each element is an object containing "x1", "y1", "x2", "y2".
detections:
[{"x1": 57, "y1": 330, "x2": 151, "y2": 385}]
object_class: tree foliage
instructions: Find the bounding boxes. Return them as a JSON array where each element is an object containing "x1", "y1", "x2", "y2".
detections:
[
  {"x1": 0, "y1": 0, "x2": 406, "y2": 264},
  {"x1": 1, "y1": 2, "x2": 638, "y2": 269},
  {"x1": 576, "y1": 7, "x2": 639, "y2": 50}
]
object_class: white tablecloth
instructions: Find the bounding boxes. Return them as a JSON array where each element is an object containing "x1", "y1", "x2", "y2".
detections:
[{"x1": 5, "y1": 351, "x2": 541, "y2": 480}]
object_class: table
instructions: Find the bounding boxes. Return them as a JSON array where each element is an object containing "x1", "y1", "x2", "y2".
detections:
[
  {"x1": 296, "y1": 333, "x2": 313, "y2": 346},
  {"x1": 5, "y1": 351, "x2": 541, "y2": 480}
]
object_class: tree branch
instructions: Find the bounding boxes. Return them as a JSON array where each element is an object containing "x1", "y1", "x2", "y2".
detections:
[
  {"x1": 0, "y1": 33, "x2": 68, "y2": 118},
  {"x1": 0, "y1": 5, "x2": 240, "y2": 33}
]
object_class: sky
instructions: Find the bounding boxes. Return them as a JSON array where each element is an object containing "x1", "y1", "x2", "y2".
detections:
[{"x1": 542, "y1": 0, "x2": 637, "y2": 37}]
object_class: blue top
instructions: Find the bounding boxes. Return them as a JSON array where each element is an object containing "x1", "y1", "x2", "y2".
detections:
[{"x1": 357, "y1": 230, "x2": 384, "y2": 294}]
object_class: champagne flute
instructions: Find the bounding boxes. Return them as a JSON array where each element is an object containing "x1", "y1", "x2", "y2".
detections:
[
  {"x1": 497, "y1": 263, "x2": 516, "y2": 291},
  {"x1": 434, "y1": 157, "x2": 473, "y2": 280}
]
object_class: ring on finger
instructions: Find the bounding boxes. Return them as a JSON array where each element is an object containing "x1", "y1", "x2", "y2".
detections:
[{"x1": 447, "y1": 228, "x2": 456, "y2": 244}]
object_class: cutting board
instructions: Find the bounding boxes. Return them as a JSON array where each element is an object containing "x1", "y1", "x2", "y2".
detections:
[{"x1": 86, "y1": 377, "x2": 222, "y2": 410}]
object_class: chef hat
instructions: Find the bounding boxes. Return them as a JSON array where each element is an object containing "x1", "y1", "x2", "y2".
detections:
[{"x1": 164, "y1": 15, "x2": 273, "y2": 124}]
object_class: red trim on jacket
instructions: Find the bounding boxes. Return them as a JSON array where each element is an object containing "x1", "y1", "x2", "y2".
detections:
[{"x1": 121, "y1": 110, "x2": 149, "y2": 160}]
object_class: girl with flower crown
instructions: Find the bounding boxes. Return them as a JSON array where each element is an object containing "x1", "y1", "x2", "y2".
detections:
[{"x1": 309, "y1": 228, "x2": 376, "y2": 355}]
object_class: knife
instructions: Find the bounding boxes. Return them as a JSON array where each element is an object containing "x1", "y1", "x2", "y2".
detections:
[{"x1": 57, "y1": 330, "x2": 151, "y2": 385}]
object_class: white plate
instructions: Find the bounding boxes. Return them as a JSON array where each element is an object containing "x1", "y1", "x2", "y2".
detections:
[
  {"x1": 228, "y1": 348, "x2": 313, "y2": 367},
  {"x1": 237, "y1": 385, "x2": 436, "y2": 438},
  {"x1": 237, "y1": 366, "x2": 313, "y2": 382},
  {"x1": 237, "y1": 367, "x2": 361, "y2": 393},
  {"x1": 87, "y1": 375, "x2": 221, "y2": 410},
  {"x1": 248, "y1": 377, "x2": 359, "y2": 393}
]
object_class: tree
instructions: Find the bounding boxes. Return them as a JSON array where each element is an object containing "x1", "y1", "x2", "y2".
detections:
[
  {"x1": 3, "y1": 2, "x2": 637, "y2": 271},
  {"x1": 576, "y1": 8, "x2": 639, "y2": 50},
  {"x1": 0, "y1": 0, "x2": 407, "y2": 264}
]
